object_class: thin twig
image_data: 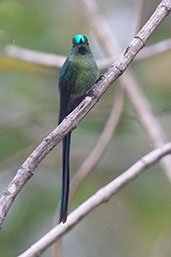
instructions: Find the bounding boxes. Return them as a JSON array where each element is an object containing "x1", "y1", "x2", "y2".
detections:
[
  {"x1": 81, "y1": 0, "x2": 119, "y2": 57},
  {"x1": 18, "y1": 141, "x2": 171, "y2": 257},
  {"x1": 99, "y1": 38, "x2": 171, "y2": 67},
  {"x1": 82, "y1": 0, "x2": 171, "y2": 181},
  {"x1": 0, "y1": 0, "x2": 170, "y2": 229},
  {"x1": 134, "y1": 0, "x2": 144, "y2": 35},
  {"x1": 135, "y1": 38, "x2": 171, "y2": 60},
  {"x1": 5, "y1": 39, "x2": 171, "y2": 70},
  {"x1": 128, "y1": 0, "x2": 144, "y2": 42},
  {"x1": 4, "y1": 45, "x2": 112, "y2": 70},
  {"x1": 5, "y1": 45, "x2": 66, "y2": 68}
]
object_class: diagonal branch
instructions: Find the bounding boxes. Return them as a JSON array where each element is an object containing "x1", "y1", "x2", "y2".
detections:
[
  {"x1": 18, "y1": 141, "x2": 171, "y2": 257},
  {"x1": 81, "y1": 0, "x2": 171, "y2": 182},
  {"x1": 0, "y1": 0, "x2": 170, "y2": 230}
]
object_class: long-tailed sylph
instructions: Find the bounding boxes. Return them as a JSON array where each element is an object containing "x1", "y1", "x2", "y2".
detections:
[{"x1": 58, "y1": 34, "x2": 98, "y2": 223}]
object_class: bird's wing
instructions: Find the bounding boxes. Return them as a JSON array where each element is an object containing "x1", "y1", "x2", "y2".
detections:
[{"x1": 58, "y1": 60, "x2": 77, "y2": 124}]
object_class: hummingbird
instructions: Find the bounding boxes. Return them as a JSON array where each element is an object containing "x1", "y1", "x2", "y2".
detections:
[{"x1": 58, "y1": 34, "x2": 98, "y2": 223}]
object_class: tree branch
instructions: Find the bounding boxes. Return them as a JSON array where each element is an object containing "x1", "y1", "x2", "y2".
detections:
[
  {"x1": 4, "y1": 45, "x2": 113, "y2": 70},
  {"x1": 82, "y1": 0, "x2": 171, "y2": 181},
  {"x1": 133, "y1": 0, "x2": 144, "y2": 35},
  {"x1": 135, "y1": 38, "x2": 171, "y2": 60},
  {"x1": 5, "y1": 45, "x2": 66, "y2": 68},
  {"x1": 0, "y1": 0, "x2": 170, "y2": 229},
  {"x1": 18, "y1": 141, "x2": 171, "y2": 257}
]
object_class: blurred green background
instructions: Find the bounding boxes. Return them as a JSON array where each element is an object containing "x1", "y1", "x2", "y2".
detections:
[{"x1": 0, "y1": 0, "x2": 171, "y2": 256}]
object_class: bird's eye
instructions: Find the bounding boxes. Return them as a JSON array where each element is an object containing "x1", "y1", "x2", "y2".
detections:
[
  {"x1": 87, "y1": 42, "x2": 89, "y2": 46},
  {"x1": 72, "y1": 43, "x2": 76, "y2": 48}
]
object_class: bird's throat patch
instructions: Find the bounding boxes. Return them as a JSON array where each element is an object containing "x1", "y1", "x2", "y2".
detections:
[{"x1": 78, "y1": 46, "x2": 87, "y2": 55}]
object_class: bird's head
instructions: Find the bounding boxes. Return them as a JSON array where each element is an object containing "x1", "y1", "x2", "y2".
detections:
[{"x1": 71, "y1": 34, "x2": 91, "y2": 55}]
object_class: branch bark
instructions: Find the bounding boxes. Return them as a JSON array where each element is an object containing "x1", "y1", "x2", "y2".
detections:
[
  {"x1": 0, "y1": 0, "x2": 170, "y2": 229},
  {"x1": 18, "y1": 141, "x2": 171, "y2": 257}
]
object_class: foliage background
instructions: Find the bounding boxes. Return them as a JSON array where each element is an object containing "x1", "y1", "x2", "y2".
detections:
[{"x1": 0, "y1": 0, "x2": 171, "y2": 256}]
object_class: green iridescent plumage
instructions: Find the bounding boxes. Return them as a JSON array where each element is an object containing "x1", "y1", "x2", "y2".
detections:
[{"x1": 58, "y1": 35, "x2": 98, "y2": 223}]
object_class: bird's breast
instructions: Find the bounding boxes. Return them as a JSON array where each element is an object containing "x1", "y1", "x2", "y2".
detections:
[{"x1": 72, "y1": 57, "x2": 98, "y2": 94}]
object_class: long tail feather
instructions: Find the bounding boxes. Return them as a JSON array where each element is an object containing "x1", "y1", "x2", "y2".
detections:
[{"x1": 59, "y1": 132, "x2": 71, "y2": 223}]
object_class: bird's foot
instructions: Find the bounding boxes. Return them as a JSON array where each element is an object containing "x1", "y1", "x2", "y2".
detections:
[
  {"x1": 96, "y1": 74, "x2": 104, "y2": 83},
  {"x1": 87, "y1": 88, "x2": 96, "y2": 99}
]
